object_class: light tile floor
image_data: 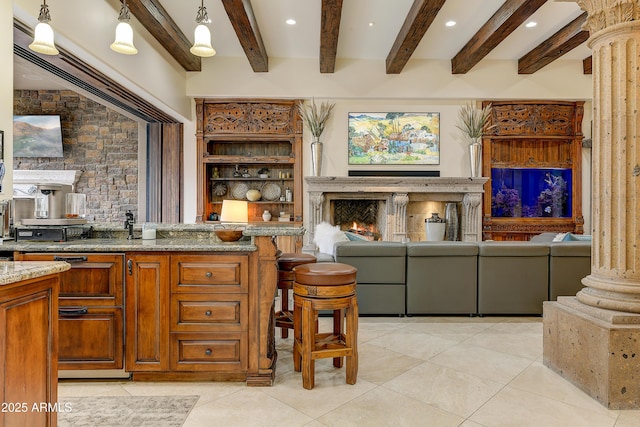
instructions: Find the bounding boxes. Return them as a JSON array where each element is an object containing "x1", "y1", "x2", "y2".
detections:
[{"x1": 58, "y1": 316, "x2": 640, "y2": 426}]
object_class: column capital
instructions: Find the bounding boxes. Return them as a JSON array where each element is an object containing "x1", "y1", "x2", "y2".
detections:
[{"x1": 576, "y1": 0, "x2": 640, "y2": 34}]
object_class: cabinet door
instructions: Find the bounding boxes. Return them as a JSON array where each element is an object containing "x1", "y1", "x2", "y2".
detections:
[
  {"x1": 0, "y1": 278, "x2": 57, "y2": 427},
  {"x1": 125, "y1": 254, "x2": 170, "y2": 372},
  {"x1": 58, "y1": 307, "x2": 123, "y2": 370}
]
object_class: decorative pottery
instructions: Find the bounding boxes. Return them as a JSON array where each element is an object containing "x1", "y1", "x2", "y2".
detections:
[
  {"x1": 246, "y1": 189, "x2": 262, "y2": 201},
  {"x1": 311, "y1": 140, "x2": 323, "y2": 177},
  {"x1": 445, "y1": 202, "x2": 459, "y2": 241},
  {"x1": 262, "y1": 210, "x2": 272, "y2": 222},
  {"x1": 425, "y1": 212, "x2": 446, "y2": 241},
  {"x1": 469, "y1": 142, "x2": 482, "y2": 178}
]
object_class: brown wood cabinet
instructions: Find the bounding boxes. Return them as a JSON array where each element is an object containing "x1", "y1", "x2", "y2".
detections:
[
  {"x1": 195, "y1": 98, "x2": 303, "y2": 227},
  {"x1": 15, "y1": 253, "x2": 125, "y2": 371},
  {"x1": 482, "y1": 100, "x2": 585, "y2": 241},
  {"x1": 124, "y1": 251, "x2": 273, "y2": 383},
  {"x1": 0, "y1": 273, "x2": 58, "y2": 427}
]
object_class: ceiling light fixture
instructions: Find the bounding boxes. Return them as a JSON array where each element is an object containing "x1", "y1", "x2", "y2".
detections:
[
  {"x1": 190, "y1": 0, "x2": 216, "y2": 57},
  {"x1": 525, "y1": 21, "x2": 538, "y2": 28},
  {"x1": 28, "y1": 0, "x2": 59, "y2": 55},
  {"x1": 110, "y1": 0, "x2": 138, "y2": 55},
  {"x1": 445, "y1": 20, "x2": 456, "y2": 27},
  {"x1": 286, "y1": 18, "x2": 296, "y2": 25}
]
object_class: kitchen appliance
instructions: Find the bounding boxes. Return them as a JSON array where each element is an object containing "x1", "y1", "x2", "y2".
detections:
[
  {"x1": 14, "y1": 224, "x2": 93, "y2": 242},
  {"x1": 33, "y1": 184, "x2": 72, "y2": 219}
]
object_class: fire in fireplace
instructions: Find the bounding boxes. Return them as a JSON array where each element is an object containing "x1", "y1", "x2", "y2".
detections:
[{"x1": 332, "y1": 200, "x2": 383, "y2": 241}]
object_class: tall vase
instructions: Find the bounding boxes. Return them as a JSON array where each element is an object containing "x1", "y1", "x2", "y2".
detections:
[
  {"x1": 311, "y1": 140, "x2": 323, "y2": 177},
  {"x1": 445, "y1": 202, "x2": 459, "y2": 241},
  {"x1": 469, "y1": 142, "x2": 482, "y2": 178}
]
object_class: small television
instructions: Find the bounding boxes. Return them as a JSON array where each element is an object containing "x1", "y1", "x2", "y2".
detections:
[{"x1": 13, "y1": 115, "x2": 64, "y2": 158}]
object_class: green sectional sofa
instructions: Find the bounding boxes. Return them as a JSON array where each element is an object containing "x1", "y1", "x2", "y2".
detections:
[{"x1": 311, "y1": 237, "x2": 592, "y2": 316}]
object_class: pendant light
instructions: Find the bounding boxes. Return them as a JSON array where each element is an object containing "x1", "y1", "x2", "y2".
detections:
[
  {"x1": 29, "y1": 1, "x2": 59, "y2": 55},
  {"x1": 110, "y1": 0, "x2": 138, "y2": 55},
  {"x1": 190, "y1": 0, "x2": 216, "y2": 57}
]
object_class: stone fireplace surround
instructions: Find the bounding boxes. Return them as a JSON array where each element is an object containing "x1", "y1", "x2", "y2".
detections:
[{"x1": 306, "y1": 176, "x2": 488, "y2": 243}]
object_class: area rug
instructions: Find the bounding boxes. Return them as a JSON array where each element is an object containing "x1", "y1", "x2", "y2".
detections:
[{"x1": 58, "y1": 395, "x2": 199, "y2": 427}]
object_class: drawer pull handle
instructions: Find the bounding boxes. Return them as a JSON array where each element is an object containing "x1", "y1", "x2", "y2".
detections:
[
  {"x1": 205, "y1": 272, "x2": 212, "y2": 278},
  {"x1": 59, "y1": 307, "x2": 89, "y2": 316},
  {"x1": 205, "y1": 349, "x2": 212, "y2": 356},
  {"x1": 54, "y1": 256, "x2": 88, "y2": 263},
  {"x1": 205, "y1": 310, "x2": 212, "y2": 316}
]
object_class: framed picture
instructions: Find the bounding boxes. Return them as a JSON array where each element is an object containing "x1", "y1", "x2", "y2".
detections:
[
  {"x1": 0, "y1": 130, "x2": 3, "y2": 160},
  {"x1": 348, "y1": 112, "x2": 440, "y2": 165}
]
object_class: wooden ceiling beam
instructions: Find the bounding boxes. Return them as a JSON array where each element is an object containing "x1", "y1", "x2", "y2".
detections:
[
  {"x1": 320, "y1": 0, "x2": 343, "y2": 73},
  {"x1": 518, "y1": 12, "x2": 588, "y2": 74},
  {"x1": 583, "y1": 56, "x2": 592, "y2": 74},
  {"x1": 221, "y1": 0, "x2": 268, "y2": 72},
  {"x1": 451, "y1": 0, "x2": 547, "y2": 74},
  {"x1": 126, "y1": 0, "x2": 201, "y2": 72},
  {"x1": 386, "y1": 0, "x2": 446, "y2": 74}
]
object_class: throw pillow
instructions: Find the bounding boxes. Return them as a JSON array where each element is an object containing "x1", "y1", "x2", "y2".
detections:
[{"x1": 314, "y1": 222, "x2": 349, "y2": 255}]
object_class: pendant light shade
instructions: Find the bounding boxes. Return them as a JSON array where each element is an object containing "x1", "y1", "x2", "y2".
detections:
[
  {"x1": 110, "y1": 0, "x2": 138, "y2": 55},
  {"x1": 190, "y1": 1, "x2": 216, "y2": 57},
  {"x1": 29, "y1": 1, "x2": 59, "y2": 55}
]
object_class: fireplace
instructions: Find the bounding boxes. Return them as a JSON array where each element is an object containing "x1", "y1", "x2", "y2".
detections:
[
  {"x1": 306, "y1": 176, "x2": 488, "y2": 243},
  {"x1": 332, "y1": 199, "x2": 386, "y2": 240}
]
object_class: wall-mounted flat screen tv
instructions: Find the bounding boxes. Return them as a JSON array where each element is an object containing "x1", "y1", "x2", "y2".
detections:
[{"x1": 13, "y1": 115, "x2": 64, "y2": 158}]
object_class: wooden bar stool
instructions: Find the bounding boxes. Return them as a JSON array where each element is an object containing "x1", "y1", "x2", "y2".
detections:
[
  {"x1": 275, "y1": 252, "x2": 317, "y2": 338},
  {"x1": 292, "y1": 262, "x2": 358, "y2": 389}
]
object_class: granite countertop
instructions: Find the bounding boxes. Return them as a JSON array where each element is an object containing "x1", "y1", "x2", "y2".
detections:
[
  {"x1": 2, "y1": 223, "x2": 306, "y2": 253},
  {"x1": 0, "y1": 261, "x2": 71, "y2": 286}
]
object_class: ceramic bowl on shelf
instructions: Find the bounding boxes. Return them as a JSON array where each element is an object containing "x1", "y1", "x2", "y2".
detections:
[
  {"x1": 246, "y1": 189, "x2": 262, "y2": 201},
  {"x1": 261, "y1": 182, "x2": 281, "y2": 201}
]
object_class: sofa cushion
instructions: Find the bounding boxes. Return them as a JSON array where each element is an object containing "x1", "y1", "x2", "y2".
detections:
[
  {"x1": 334, "y1": 241, "x2": 406, "y2": 257},
  {"x1": 478, "y1": 241, "x2": 549, "y2": 256},
  {"x1": 406, "y1": 241, "x2": 478, "y2": 256},
  {"x1": 549, "y1": 241, "x2": 591, "y2": 256}
]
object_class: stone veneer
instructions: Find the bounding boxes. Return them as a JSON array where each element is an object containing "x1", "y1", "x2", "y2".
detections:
[{"x1": 13, "y1": 90, "x2": 138, "y2": 223}]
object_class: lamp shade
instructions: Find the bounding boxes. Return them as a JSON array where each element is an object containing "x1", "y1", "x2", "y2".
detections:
[
  {"x1": 220, "y1": 200, "x2": 248, "y2": 223},
  {"x1": 190, "y1": 24, "x2": 216, "y2": 57},
  {"x1": 29, "y1": 22, "x2": 59, "y2": 55},
  {"x1": 111, "y1": 22, "x2": 138, "y2": 55}
]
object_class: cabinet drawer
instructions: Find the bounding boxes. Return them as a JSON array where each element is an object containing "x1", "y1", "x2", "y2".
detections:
[
  {"x1": 171, "y1": 255, "x2": 248, "y2": 293},
  {"x1": 170, "y1": 332, "x2": 247, "y2": 372},
  {"x1": 171, "y1": 293, "x2": 247, "y2": 332},
  {"x1": 18, "y1": 253, "x2": 124, "y2": 306},
  {"x1": 58, "y1": 307, "x2": 124, "y2": 370}
]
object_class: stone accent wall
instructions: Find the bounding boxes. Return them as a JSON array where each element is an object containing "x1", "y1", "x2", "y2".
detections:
[{"x1": 13, "y1": 90, "x2": 138, "y2": 223}]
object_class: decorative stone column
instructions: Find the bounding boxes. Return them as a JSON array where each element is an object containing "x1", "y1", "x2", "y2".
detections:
[
  {"x1": 462, "y1": 193, "x2": 482, "y2": 242},
  {"x1": 392, "y1": 193, "x2": 409, "y2": 241},
  {"x1": 543, "y1": 0, "x2": 640, "y2": 409},
  {"x1": 574, "y1": 0, "x2": 640, "y2": 312}
]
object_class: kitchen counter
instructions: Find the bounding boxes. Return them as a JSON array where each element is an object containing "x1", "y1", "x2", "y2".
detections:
[
  {"x1": 2, "y1": 224, "x2": 306, "y2": 253},
  {"x1": 0, "y1": 261, "x2": 70, "y2": 285}
]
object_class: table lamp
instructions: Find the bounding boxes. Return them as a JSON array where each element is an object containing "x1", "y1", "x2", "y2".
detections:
[{"x1": 214, "y1": 200, "x2": 248, "y2": 242}]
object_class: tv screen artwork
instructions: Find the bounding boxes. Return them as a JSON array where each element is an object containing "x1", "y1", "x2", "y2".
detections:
[{"x1": 13, "y1": 115, "x2": 64, "y2": 158}]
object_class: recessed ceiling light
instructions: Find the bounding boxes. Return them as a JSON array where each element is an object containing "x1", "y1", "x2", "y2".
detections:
[
  {"x1": 445, "y1": 21, "x2": 456, "y2": 27},
  {"x1": 525, "y1": 21, "x2": 537, "y2": 28},
  {"x1": 368, "y1": 21, "x2": 375, "y2": 27},
  {"x1": 286, "y1": 18, "x2": 296, "y2": 25}
]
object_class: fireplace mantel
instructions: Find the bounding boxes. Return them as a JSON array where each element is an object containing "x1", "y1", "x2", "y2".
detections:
[{"x1": 306, "y1": 176, "x2": 488, "y2": 242}]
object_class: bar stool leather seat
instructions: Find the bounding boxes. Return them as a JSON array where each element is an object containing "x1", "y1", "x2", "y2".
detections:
[
  {"x1": 275, "y1": 252, "x2": 317, "y2": 338},
  {"x1": 292, "y1": 262, "x2": 358, "y2": 389}
]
